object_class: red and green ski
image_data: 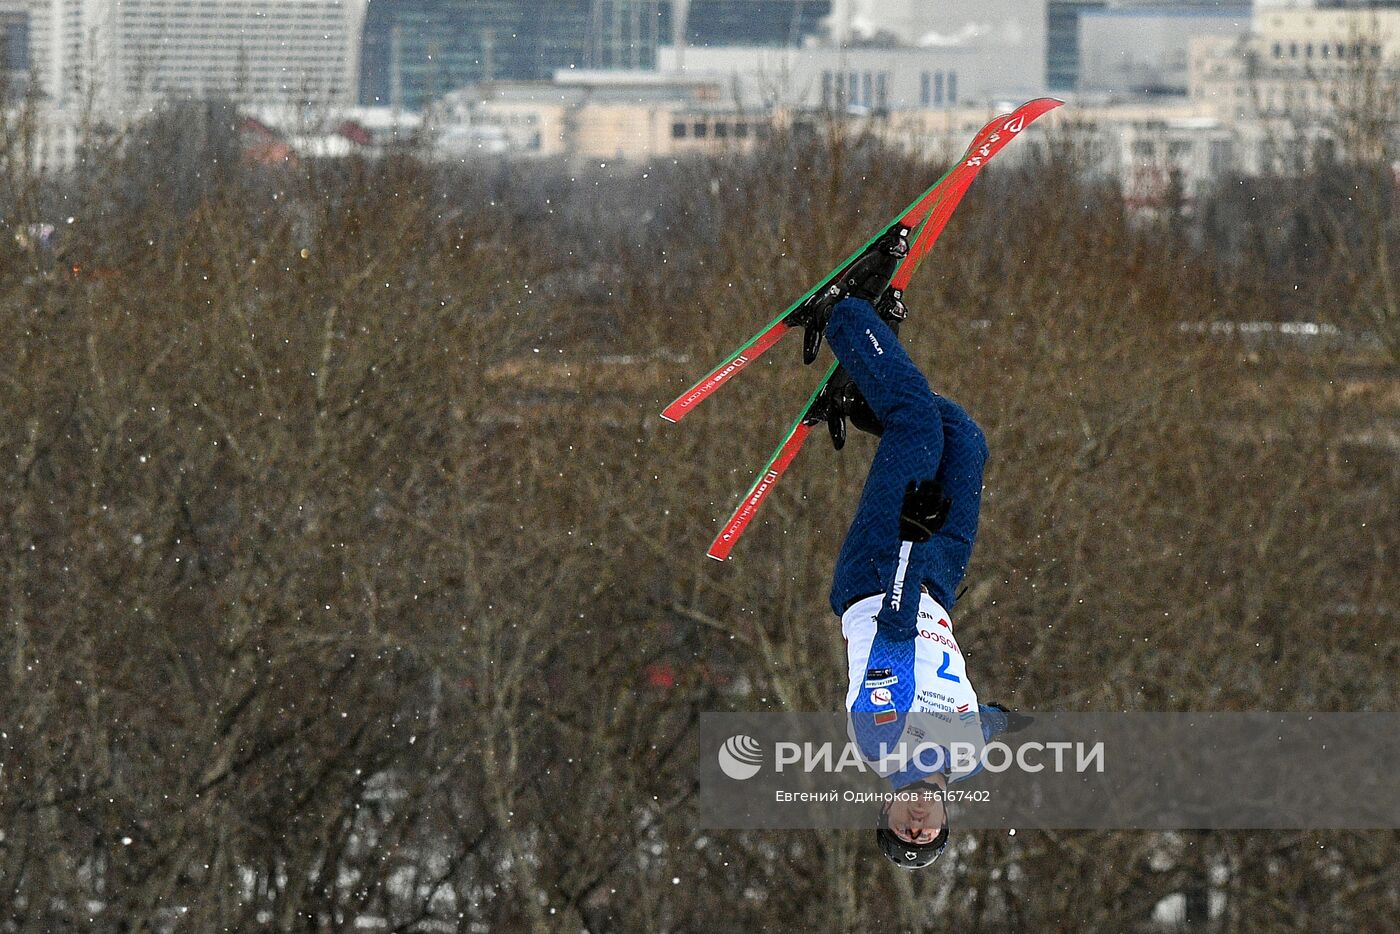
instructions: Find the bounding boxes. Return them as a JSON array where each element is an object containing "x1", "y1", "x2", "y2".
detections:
[
  {"x1": 661, "y1": 98, "x2": 1062, "y2": 426},
  {"x1": 673, "y1": 99, "x2": 1064, "y2": 561},
  {"x1": 705, "y1": 363, "x2": 835, "y2": 561}
]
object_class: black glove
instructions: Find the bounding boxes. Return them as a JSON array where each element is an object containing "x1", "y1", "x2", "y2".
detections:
[
  {"x1": 986, "y1": 703, "x2": 1033, "y2": 733},
  {"x1": 898, "y1": 479, "x2": 950, "y2": 543}
]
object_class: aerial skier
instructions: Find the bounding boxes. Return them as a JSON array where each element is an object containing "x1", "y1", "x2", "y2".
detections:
[
  {"x1": 804, "y1": 241, "x2": 1030, "y2": 870},
  {"x1": 660, "y1": 101, "x2": 1063, "y2": 870}
]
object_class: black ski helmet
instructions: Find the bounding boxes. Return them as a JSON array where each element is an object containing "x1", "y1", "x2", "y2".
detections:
[{"x1": 875, "y1": 780, "x2": 949, "y2": 870}]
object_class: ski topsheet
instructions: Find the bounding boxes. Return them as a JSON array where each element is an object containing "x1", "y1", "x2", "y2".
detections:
[
  {"x1": 705, "y1": 363, "x2": 836, "y2": 561},
  {"x1": 660, "y1": 160, "x2": 960, "y2": 423},
  {"x1": 662, "y1": 98, "x2": 1063, "y2": 425},
  {"x1": 701, "y1": 99, "x2": 1064, "y2": 561}
]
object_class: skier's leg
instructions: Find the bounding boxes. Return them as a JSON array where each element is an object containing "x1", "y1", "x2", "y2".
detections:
[
  {"x1": 826, "y1": 298, "x2": 946, "y2": 618},
  {"x1": 919, "y1": 394, "x2": 988, "y2": 610},
  {"x1": 823, "y1": 298, "x2": 938, "y2": 430}
]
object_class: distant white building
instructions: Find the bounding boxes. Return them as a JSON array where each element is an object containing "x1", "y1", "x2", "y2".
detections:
[
  {"x1": 1078, "y1": 5, "x2": 1251, "y2": 95},
  {"x1": 436, "y1": 71, "x2": 764, "y2": 162},
  {"x1": 659, "y1": 44, "x2": 1045, "y2": 112},
  {"x1": 828, "y1": 0, "x2": 1047, "y2": 51},
  {"x1": 27, "y1": 0, "x2": 368, "y2": 115},
  {"x1": 1190, "y1": 6, "x2": 1400, "y2": 169},
  {"x1": 658, "y1": 1, "x2": 1048, "y2": 112}
]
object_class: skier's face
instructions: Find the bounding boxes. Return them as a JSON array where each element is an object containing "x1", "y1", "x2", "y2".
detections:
[{"x1": 884, "y1": 791, "x2": 946, "y2": 846}]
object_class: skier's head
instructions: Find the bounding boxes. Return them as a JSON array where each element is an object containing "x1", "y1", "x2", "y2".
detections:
[{"x1": 875, "y1": 778, "x2": 949, "y2": 870}]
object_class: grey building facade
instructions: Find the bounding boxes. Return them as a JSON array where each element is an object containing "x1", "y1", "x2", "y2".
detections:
[
  {"x1": 1, "y1": 0, "x2": 27, "y2": 88},
  {"x1": 359, "y1": 0, "x2": 830, "y2": 111},
  {"x1": 1079, "y1": 5, "x2": 1250, "y2": 95},
  {"x1": 1048, "y1": 1, "x2": 1108, "y2": 91}
]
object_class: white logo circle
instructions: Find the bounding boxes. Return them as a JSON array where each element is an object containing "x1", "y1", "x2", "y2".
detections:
[
  {"x1": 717, "y1": 734, "x2": 763, "y2": 780},
  {"x1": 870, "y1": 688, "x2": 892, "y2": 705}
]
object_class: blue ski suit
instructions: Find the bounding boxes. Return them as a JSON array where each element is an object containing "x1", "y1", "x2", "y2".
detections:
[{"x1": 825, "y1": 297, "x2": 1009, "y2": 787}]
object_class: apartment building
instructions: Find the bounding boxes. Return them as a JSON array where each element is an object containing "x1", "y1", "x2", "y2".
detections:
[
  {"x1": 1192, "y1": 6, "x2": 1400, "y2": 122},
  {"x1": 657, "y1": 3, "x2": 1049, "y2": 114},
  {"x1": 27, "y1": 0, "x2": 368, "y2": 113},
  {"x1": 1, "y1": 0, "x2": 27, "y2": 87},
  {"x1": 440, "y1": 70, "x2": 770, "y2": 161},
  {"x1": 1079, "y1": 5, "x2": 1250, "y2": 96}
]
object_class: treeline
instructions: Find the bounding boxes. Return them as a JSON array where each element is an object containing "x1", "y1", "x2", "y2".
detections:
[{"x1": 0, "y1": 103, "x2": 1396, "y2": 930}]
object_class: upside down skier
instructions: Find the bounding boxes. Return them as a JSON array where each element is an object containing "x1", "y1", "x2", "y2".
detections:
[{"x1": 801, "y1": 235, "x2": 1029, "y2": 870}]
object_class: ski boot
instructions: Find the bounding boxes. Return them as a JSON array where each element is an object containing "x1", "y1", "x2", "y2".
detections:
[
  {"x1": 786, "y1": 224, "x2": 910, "y2": 365},
  {"x1": 874, "y1": 286, "x2": 908, "y2": 329},
  {"x1": 805, "y1": 366, "x2": 871, "y2": 451},
  {"x1": 805, "y1": 287, "x2": 910, "y2": 450}
]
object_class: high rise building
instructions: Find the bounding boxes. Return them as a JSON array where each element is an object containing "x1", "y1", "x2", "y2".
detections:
[
  {"x1": 358, "y1": 1, "x2": 831, "y2": 111},
  {"x1": 1192, "y1": 5, "x2": 1400, "y2": 124},
  {"x1": 680, "y1": 1, "x2": 829, "y2": 47},
  {"x1": 0, "y1": 0, "x2": 27, "y2": 90},
  {"x1": 27, "y1": 0, "x2": 368, "y2": 114},
  {"x1": 1047, "y1": 1, "x2": 1107, "y2": 91},
  {"x1": 359, "y1": 1, "x2": 668, "y2": 110},
  {"x1": 665, "y1": 0, "x2": 1046, "y2": 109}
]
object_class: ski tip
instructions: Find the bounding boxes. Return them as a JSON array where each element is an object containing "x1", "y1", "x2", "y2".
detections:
[
  {"x1": 706, "y1": 551, "x2": 727, "y2": 563},
  {"x1": 659, "y1": 412, "x2": 678, "y2": 424}
]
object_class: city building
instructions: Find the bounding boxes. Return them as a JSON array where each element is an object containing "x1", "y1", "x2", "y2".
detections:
[
  {"x1": 26, "y1": 0, "x2": 368, "y2": 114},
  {"x1": 436, "y1": 70, "x2": 771, "y2": 161},
  {"x1": 855, "y1": 99, "x2": 1235, "y2": 206},
  {"x1": 1, "y1": 0, "x2": 26, "y2": 93},
  {"x1": 437, "y1": 59, "x2": 1288, "y2": 215},
  {"x1": 442, "y1": 73, "x2": 1240, "y2": 213},
  {"x1": 824, "y1": 0, "x2": 1049, "y2": 52},
  {"x1": 1095, "y1": 111, "x2": 1237, "y2": 206},
  {"x1": 679, "y1": 0, "x2": 830, "y2": 47},
  {"x1": 359, "y1": 1, "x2": 654, "y2": 111},
  {"x1": 359, "y1": 1, "x2": 832, "y2": 112},
  {"x1": 443, "y1": 72, "x2": 1025, "y2": 164},
  {"x1": 657, "y1": 1, "x2": 1048, "y2": 112},
  {"x1": 1190, "y1": 5, "x2": 1400, "y2": 168},
  {"x1": 1079, "y1": 4, "x2": 1250, "y2": 95},
  {"x1": 1048, "y1": 1, "x2": 1108, "y2": 91},
  {"x1": 657, "y1": 45, "x2": 1043, "y2": 112}
]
